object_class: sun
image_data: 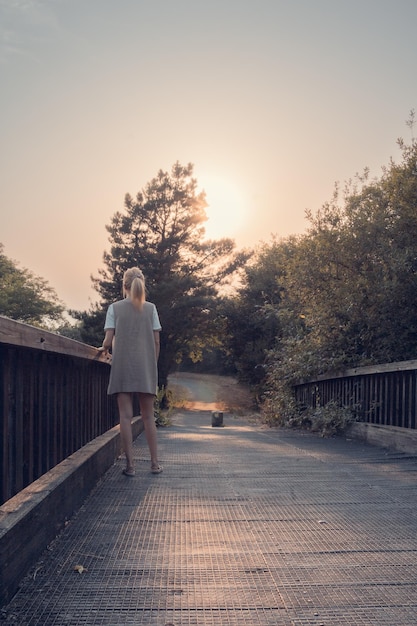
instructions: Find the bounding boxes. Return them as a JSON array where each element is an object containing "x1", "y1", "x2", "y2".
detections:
[{"x1": 199, "y1": 173, "x2": 248, "y2": 240}]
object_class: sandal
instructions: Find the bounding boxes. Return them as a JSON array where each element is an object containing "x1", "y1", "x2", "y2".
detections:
[
  {"x1": 122, "y1": 468, "x2": 135, "y2": 477},
  {"x1": 151, "y1": 465, "x2": 163, "y2": 474}
]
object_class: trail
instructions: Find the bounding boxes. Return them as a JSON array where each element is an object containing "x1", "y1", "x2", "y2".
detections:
[{"x1": 168, "y1": 372, "x2": 253, "y2": 412}]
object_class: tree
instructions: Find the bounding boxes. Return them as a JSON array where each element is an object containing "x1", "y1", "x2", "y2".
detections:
[
  {"x1": 219, "y1": 238, "x2": 290, "y2": 388},
  {"x1": 0, "y1": 243, "x2": 65, "y2": 327},
  {"x1": 262, "y1": 136, "x2": 417, "y2": 425},
  {"x1": 81, "y1": 162, "x2": 249, "y2": 390},
  {"x1": 290, "y1": 137, "x2": 417, "y2": 367}
]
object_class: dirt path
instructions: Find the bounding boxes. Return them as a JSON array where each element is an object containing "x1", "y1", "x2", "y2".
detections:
[{"x1": 168, "y1": 372, "x2": 254, "y2": 413}]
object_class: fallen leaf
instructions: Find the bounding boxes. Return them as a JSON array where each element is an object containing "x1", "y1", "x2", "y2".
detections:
[{"x1": 73, "y1": 564, "x2": 88, "y2": 574}]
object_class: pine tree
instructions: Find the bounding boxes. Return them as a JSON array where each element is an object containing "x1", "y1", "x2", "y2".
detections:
[{"x1": 87, "y1": 162, "x2": 249, "y2": 389}]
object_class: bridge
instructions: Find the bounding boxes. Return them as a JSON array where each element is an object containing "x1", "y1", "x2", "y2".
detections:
[{"x1": 1, "y1": 316, "x2": 417, "y2": 624}]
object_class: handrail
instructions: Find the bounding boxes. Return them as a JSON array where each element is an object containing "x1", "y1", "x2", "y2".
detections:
[
  {"x1": 297, "y1": 358, "x2": 417, "y2": 383},
  {"x1": 0, "y1": 315, "x2": 107, "y2": 359},
  {"x1": 0, "y1": 316, "x2": 115, "y2": 505}
]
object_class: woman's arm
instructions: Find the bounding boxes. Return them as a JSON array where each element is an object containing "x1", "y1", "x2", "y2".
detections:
[
  {"x1": 153, "y1": 330, "x2": 160, "y2": 360},
  {"x1": 101, "y1": 329, "x2": 115, "y2": 353}
]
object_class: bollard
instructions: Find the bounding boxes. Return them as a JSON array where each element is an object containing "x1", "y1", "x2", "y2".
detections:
[{"x1": 211, "y1": 411, "x2": 224, "y2": 427}]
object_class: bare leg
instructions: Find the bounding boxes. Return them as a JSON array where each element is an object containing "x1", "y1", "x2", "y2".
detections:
[
  {"x1": 139, "y1": 393, "x2": 160, "y2": 470},
  {"x1": 117, "y1": 393, "x2": 134, "y2": 472}
]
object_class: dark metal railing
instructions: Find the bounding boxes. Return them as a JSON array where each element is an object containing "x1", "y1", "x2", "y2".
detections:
[
  {"x1": 293, "y1": 360, "x2": 417, "y2": 429},
  {"x1": 0, "y1": 316, "x2": 115, "y2": 505}
]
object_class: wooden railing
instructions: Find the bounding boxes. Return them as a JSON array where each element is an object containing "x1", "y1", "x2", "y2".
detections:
[
  {"x1": 0, "y1": 316, "x2": 115, "y2": 506},
  {"x1": 293, "y1": 360, "x2": 417, "y2": 430}
]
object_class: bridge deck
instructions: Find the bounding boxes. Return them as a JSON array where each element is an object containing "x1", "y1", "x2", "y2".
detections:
[{"x1": 1, "y1": 411, "x2": 417, "y2": 625}]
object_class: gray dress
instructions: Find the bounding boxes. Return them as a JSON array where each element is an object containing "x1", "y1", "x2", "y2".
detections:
[{"x1": 106, "y1": 299, "x2": 160, "y2": 395}]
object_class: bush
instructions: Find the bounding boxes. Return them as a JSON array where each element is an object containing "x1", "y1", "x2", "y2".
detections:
[
  {"x1": 301, "y1": 401, "x2": 355, "y2": 437},
  {"x1": 264, "y1": 396, "x2": 355, "y2": 437}
]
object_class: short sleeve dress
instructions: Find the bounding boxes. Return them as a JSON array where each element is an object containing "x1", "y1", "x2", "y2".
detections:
[{"x1": 105, "y1": 298, "x2": 162, "y2": 396}]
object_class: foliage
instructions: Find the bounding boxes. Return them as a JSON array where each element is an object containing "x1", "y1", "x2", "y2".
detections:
[
  {"x1": 265, "y1": 398, "x2": 355, "y2": 437},
  {"x1": 154, "y1": 386, "x2": 173, "y2": 427},
  {"x1": 305, "y1": 401, "x2": 355, "y2": 437},
  {"x1": 219, "y1": 238, "x2": 292, "y2": 389},
  {"x1": 295, "y1": 140, "x2": 417, "y2": 366},
  {"x1": 257, "y1": 133, "x2": 417, "y2": 428},
  {"x1": 70, "y1": 303, "x2": 107, "y2": 346},
  {"x1": 0, "y1": 243, "x2": 65, "y2": 328},
  {"x1": 78, "y1": 162, "x2": 250, "y2": 389}
]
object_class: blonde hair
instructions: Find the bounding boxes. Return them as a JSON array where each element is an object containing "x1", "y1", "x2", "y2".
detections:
[{"x1": 123, "y1": 267, "x2": 145, "y2": 310}]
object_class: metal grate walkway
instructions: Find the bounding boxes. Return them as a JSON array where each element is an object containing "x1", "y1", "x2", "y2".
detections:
[{"x1": 1, "y1": 411, "x2": 417, "y2": 625}]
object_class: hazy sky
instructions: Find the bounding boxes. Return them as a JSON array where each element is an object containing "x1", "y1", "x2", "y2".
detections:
[{"x1": 1, "y1": 0, "x2": 416, "y2": 311}]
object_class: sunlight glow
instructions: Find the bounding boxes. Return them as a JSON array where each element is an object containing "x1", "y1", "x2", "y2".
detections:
[{"x1": 199, "y1": 174, "x2": 248, "y2": 240}]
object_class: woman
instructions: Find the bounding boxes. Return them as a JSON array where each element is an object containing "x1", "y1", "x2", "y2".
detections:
[{"x1": 100, "y1": 267, "x2": 162, "y2": 476}]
